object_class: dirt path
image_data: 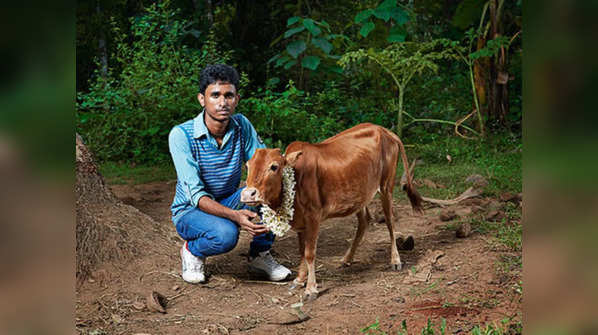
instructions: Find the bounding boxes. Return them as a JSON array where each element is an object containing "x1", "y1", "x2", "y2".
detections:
[{"x1": 76, "y1": 181, "x2": 521, "y2": 334}]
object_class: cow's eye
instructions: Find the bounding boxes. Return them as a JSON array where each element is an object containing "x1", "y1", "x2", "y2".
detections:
[{"x1": 270, "y1": 164, "x2": 278, "y2": 172}]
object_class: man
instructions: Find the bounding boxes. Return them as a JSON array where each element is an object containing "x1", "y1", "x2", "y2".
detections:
[{"x1": 169, "y1": 64, "x2": 291, "y2": 284}]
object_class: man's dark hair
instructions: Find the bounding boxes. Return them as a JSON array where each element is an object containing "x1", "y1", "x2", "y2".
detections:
[{"x1": 199, "y1": 64, "x2": 240, "y2": 94}]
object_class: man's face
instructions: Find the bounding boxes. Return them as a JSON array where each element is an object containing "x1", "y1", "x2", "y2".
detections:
[{"x1": 198, "y1": 81, "x2": 240, "y2": 122}]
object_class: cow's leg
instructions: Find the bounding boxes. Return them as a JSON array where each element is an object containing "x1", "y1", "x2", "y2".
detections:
[
  {"x1": 290, "y1": 231, "x2": 307, "y2": 290},
  {"x1": 381, "y1": 191, "x2": 401, "y2": 270},
  {"x1": 304, "y1": 222, "x2": 320, "y2": 301},
  {"x1": 341, "y1": 208, "x2": 368, "y2": 266}
]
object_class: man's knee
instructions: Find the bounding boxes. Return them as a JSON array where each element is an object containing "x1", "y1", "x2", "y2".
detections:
[{"x1": 213, "y1": 223, "x2": 239, "y2": 253}]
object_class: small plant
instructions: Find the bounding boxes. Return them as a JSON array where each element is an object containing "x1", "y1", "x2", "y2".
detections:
[
  {"x1": 420, "y1": 318, "x2": 447, "y2": 335},
  {"x1": 340, "y1": 39, "x2": 466, "y2": 137},
  {"x1": 361, "y1": 318, "x2": 387, "y2": 335}
]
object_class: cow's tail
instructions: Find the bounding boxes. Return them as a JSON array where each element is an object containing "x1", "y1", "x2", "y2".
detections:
[{"x1": 384, "y1": 128, "x2": 424, "y2": 215}]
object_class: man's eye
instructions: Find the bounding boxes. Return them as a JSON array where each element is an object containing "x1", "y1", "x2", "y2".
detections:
[{"x1": 270, "y1": 165, "x2": 278, "y2": 172}]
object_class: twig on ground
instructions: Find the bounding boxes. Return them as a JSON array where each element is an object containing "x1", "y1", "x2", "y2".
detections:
[
  {"x1": 139, "y1": 270, "x2": 179, "y2": 283},
  {"x1": 247, "y1": 288, "x2": 263, "y2": 302},
  {"x1": 167, "y1": 287, "x2": 198, "y2": 301},
  {"x1": 422, "y1": 187, "x2": 483, "y2": 207},
  {"x1": 242, "y1": 280, "x2": 289, "y2": 286},
  {"x1": 350, "y1": 300, "x2": 362, "y2": 308},
  {"x1": 214, "y1": 323, "x2": 230, "y2": 334}
]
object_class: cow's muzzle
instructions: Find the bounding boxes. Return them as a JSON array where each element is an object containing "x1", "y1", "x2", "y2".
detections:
[{"x1": 240, "y1": 187, "x2": 264, "y2": 206}]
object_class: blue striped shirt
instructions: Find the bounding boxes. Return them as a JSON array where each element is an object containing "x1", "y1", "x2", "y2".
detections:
[{"x1": 168, "y1": 111, "x2": 265, "y2": 223}]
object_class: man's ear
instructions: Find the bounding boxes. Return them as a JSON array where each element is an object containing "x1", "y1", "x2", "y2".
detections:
[
  {"x1": 285, "y1": 151, "x2": 302, "y2": 167},
  {"x1": 197, "y1": 93, "x2": 205, "y2": 107}
]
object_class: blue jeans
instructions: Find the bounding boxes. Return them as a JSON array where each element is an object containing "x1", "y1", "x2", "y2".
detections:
[{"x1": 175, "y1": 188, "x2": 275, "y2": 258}]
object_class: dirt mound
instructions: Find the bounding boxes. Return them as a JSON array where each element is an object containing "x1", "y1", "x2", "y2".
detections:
[{"x1": 76, "y1": 134, "x2": 168, "y2": 283}]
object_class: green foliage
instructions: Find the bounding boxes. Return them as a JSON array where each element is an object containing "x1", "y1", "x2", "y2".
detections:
[
  {"x1": 452, "y1": 0, "x2": 487, "y2": 30},
  {"x1": 360, "y1": 317, "x2": 384, "y2": 334},
  {"x1": 76, "y1": 0, "x2": 521, "y2": 167},
  {"x1": 361, "y1": 317, "x2": 520, "y2": 335},
  {"x1": 469, "y1": 36, "x2": 510, "y2": 60},
  {"x1": 76, "y1": 1, "x2": 231, "y2": 163},
  {"x1": 451, "y1": 28, "x2": 519, "y2": 136},
  {"x1": 340, "y1": 39, "x2": 459, "y2": 135},
  {"x1": 237, "y1": 81, "x2": 346, "y2": 149},
  {"x1": 354, "y1": 0, "x2": 410, "y2": 42},
  {"x1": 269, "y1": 16, "x2": 346, "y2": 73}
]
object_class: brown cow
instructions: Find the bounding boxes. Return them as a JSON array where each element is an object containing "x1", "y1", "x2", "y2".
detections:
[{"x1": 240, "y1": 123, "x2": 422, "y2": 299}]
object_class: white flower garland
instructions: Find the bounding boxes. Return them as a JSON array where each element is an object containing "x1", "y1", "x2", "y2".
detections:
[{"x1": 260, "y1": 165, "x2": 295, "y2": 237}]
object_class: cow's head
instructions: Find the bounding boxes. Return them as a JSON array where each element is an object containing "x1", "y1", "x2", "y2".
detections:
[{"x1": 241, "y1": 148, "x2": 302, "y2": 209}]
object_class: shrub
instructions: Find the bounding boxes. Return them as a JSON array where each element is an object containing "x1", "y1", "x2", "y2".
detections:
[
  {"x1": 76, "y1": 0, "x2": 231, "y2": 163},
  {"x1": 238, "y1": 81, "x2": 346, "y2": 149}
]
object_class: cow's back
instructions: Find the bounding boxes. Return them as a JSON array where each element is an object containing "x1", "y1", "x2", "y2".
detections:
[{"x1": 287, "y1": 123, "x2": 398, "y2": 220}]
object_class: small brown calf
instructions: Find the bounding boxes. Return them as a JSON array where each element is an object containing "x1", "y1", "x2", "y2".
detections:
[{"x1": 241, "y1": 123, "x2": 422, "y2": 299}]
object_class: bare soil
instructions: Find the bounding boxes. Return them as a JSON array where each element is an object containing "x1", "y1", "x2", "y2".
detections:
[{"x1": 75, "y1": 180, "x2": 522, "y2": 334}]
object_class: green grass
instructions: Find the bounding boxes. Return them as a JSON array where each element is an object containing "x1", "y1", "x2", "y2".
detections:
[
  {"x1": 98, "y1": 161, "x2": 176, "y2": 185},
  {"x1": 360, "y1": 317, "x2": 521, "y2": 335},
  {"x1": 398, "y1": 133, "x2": 521, "y2": 200},
  {"x1": 468, "y1": 202, "x2": 521, "y2": 253}
]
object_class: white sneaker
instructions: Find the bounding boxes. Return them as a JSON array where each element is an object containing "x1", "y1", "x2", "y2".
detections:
[
  {"x1": 248, "y1": 250, "x2": 292, "y2": 281},
  {"x1": 180, "y1": 242, "x2": 206, "y2": 284}
]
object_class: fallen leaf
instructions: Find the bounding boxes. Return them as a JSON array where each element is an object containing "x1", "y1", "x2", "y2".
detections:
[{"x1": 111, "y1": 313, "x2": 124, "y2": 323}]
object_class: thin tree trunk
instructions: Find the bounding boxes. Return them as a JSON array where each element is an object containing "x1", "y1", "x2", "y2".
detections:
[
  {"x1": 487, "y1": 0, "x2": 509, "y2": 128},
  {"x1": 473, "y1": 36, "x2": 488, "y2": 110},
  {"x1": 96, "y1": 0, "x2": 108, "y2": 78},
  {"x1": 206, "y1": 0, "x2": 214, "y2": 26},
  {"x1": 397, "y1": 89, "x2": 404, "y2": 137}
]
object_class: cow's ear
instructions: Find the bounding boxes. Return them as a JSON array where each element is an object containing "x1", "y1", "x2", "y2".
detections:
[{"x1": 285, "y1": 151, "x2": 302, "y2": 167}]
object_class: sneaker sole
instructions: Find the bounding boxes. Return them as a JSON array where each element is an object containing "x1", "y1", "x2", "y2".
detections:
[{"x1": 248, "y1": 266, "x2": 291, "y2": 282}]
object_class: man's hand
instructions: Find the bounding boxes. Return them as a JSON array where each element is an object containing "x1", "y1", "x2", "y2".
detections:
[{"x1": 235, "y1": 209, "x2": 269, "y2": 236}]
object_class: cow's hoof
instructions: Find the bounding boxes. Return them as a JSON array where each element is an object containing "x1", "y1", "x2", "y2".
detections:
[
  {"x1": 305, "y1": 292, "x2": 318, "y2": 302},
  {"x1": 289, "y1": 280, "x2": 305, "y2": 290},
  {"x1": 391, "y1": 263, "x2": 402, "y2": 271}
]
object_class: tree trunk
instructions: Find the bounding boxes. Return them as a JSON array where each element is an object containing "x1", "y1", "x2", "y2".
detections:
[
  {"x1": 96, "y1": 0, "x2": 108, "y2": 78},
  {"x1": 473, "y1": 36, "x2": 489, "y2": 109},
  {"x1": 206, "y1": 0, "x2": 214, "y2": 26},
  {"x1": 397, "y1": 90, "x2": 404, "y2": 137},
  {"x1": 487, "y1": 0, "x2": 509, "y2": 128}
]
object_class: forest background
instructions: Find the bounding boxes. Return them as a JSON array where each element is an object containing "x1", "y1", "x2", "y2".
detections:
[{"x1": 76, "y1": 0, "x2": 522, "y2": 168}]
